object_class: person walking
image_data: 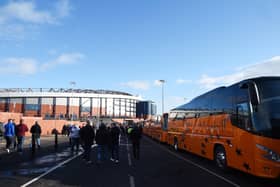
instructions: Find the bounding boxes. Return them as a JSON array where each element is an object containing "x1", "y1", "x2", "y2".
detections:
[
  {"x1": 80, "y1": 120, "x2": 95, "y2": 164},
  {"x1": 12, "y1": 119, "x2": 17, "y2": 150},
  {"x1": 95, "y1": 123, "x2": 109, "y2": 163},
  {"x1": 30, "y1": 121, "x2": 42, "y2": 149},
  {"x1": 69, "y1": 124, "x2": 80, "y2": 153},
  {"x1": 4, "y1": 119, "x2": 15, "y2": 153},
  {"x1": 16, "y1": 119, "x2": 28, "y2": 153},
  {"x1": 110, "y1": 123, "x2": 120, "y2": 163},
  {"x1": 61, "y1": 125, "x2": 68, "y2": 136},
  {"x1": 130, "y1": 124, "x2": 142, "y2": 160}
]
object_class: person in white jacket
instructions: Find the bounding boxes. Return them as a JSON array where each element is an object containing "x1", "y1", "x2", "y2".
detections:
[{"x1": 69, "y1": 124, "x2": 80, "y2": 152}]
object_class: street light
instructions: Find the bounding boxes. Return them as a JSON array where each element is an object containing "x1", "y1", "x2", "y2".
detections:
[
  {"x1": 159, "y1": 80, "x2": 165, "y2": 115},
  {"x1": 70, "y1": 81, "x2": 76, "y2": 122}
]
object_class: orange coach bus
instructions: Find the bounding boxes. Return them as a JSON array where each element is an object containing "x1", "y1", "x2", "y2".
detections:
[{"x1": 145, "y1": 76, "x2": 280, "y2": 178}]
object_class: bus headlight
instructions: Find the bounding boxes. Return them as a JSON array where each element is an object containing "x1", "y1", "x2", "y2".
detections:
[{"x1": 256, "y1": 144, "x2": 280, "y2": 162}]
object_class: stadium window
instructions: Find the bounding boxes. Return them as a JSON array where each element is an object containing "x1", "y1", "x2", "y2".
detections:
[{"x1": 25, "y1": 104, "x2": 39, "y2": 111}]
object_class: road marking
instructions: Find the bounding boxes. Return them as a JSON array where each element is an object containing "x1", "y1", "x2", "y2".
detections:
[
  {"x1": 128, "y1": 153, "x2": 132, "y2": 166},
  {"x1": 127, "y1": 138, "x2": 135, "y2": 186},
  {"x1": 126, "y1": 138, "x2": 132, "y2": 166},
  {"x1": 146, "y1": 137, "x2": 240, "y2": 187},
  {"x1": 129, "y1": 175, "x2": 135, "y2": 187},
  {"x1": 126, "y1": 138, "x2": 129, "y2": 151},
  {"x1": 21, "y1": 144, "x2": 98, "y2": 187},
  {"x1": 120, "y1": 143, "x2": 132, "y2": 146}
]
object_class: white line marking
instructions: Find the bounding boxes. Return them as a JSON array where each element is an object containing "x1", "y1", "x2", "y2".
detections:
[
  {"x1": 145, "y1": 137, "x2": 240, "y2": 187},
  {"x1": 120, "y1": 143, "x2": 132, "y2": 146},
  {"x1": 129, "y1": 175, "x2": 135, "y2": 187},
  {"x1": 126, "y1": 138, "x2": 129, "y2": 151},
  {"x1": 126, "y1": 138, "x2": 132, "y2": 166},
  {"x1": 21, "y1": 144, "x2": 98, "y2": 187},
  {"x1": 128, "y1": 153, "x2": 132, "y2": 166}
]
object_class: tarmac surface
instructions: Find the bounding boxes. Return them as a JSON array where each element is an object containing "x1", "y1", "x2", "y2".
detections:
[{"x1": 0, "y1": 135, "x2": 279, "y2": 187}]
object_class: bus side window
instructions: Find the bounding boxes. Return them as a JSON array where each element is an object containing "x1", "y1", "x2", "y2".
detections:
[{"x1": 236, "y1": 103, "x2": 252, "y2": 131}]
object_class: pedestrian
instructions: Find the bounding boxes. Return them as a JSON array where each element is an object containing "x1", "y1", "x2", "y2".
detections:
[
  {"x1": 12, "y1": 119, "x2": 17, "y2": 150},
  {"x1": 16, "y1": 119, "x2": 28, "y2": 153},
  {"x1": 4, "y1": 119, "x2": 15, "y2": 153},
  {"x1": 61, "y1": 124, "x2": 68, "y2": 136},
  {"x1": 80, "y1": 120, "x2": 95, "y2": 164},
  {"x1": 127, "y1": 125, "x2": 133, "y2": 135},
  {"x1": 69, "y1": 124, "x2": 80, "y2": 153},
  {"x1": 95, "y1": 123, "x2": 109, "y2": 163},
  {"x1": 120, "y1": 125, "x2": 126, "y2": 137},
  {"x1": 110, "y1": 123, "x2": 120, "y2": 163},
  {"x1": 130, "y1": 124, "x2": 142, "y2": 160},
  {"x1": 30, "y1": 121, "x2": 42, "y2": 149}
]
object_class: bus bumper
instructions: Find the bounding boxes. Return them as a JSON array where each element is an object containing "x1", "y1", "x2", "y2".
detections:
[{"x1": 255, "y1": 159, "x2": 280, "y2": 178}]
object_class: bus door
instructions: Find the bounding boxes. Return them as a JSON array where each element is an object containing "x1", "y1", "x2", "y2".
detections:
[{"x1": 233, "y1": 102, "x2": 255, "y2": 173}]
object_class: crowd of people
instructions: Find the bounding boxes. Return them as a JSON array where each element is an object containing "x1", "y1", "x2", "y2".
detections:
[
  {"x1": 0, "y1": 118, "x2": 143, "y2": 164},
  {"x1": 67, "y1": 120, "x2": 143, "y2": 164},
  {"x1": 0, "y1": 119, "x2": 41, "y2": 154}
]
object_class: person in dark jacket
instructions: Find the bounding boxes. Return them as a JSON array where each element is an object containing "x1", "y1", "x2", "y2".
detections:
[
  {"x1": 130, "y1": 124, "x2": 142, "y2": 160},
  {"x1": 95, "y1": 123, "x2": 109, "y2": 163},
  {"x1": 80, "y1": 120, "x2": 95, "y2": 164},
  {"x1": 30, "y1": 121, "x2": 42, "y2": 149},
  {"x1": 110, "y1": 123, "x2": 120, "y2": 163}
]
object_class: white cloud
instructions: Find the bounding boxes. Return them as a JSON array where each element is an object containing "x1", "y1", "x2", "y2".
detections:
[
  {"x1": 41, "y1": 52, "x2": 85, "y2": 71},
  {"x1": 0, "y1": 58, "x2": 38, "y2": 75},
  {"x1": 0, "y1": 0, "x2": 71, "y2": 41},
  {"x1": 55, "y1": 0, "x2": 71, "y2": 17},
  {"x1": 0, "y1": 1, "x2": 55, "y2": 24},
  {"x1": 198, "y1": 56, "x2": 280, "y2": 89},
  {"x1": 0, "y1": 52, "x2": 85, "y2": 75},
  {"x1": 176, "y1": 79, "x2": 192, "y2": 84},
  {"x1": 121, "y1": 81, "x2": 150, "y2": 90}
]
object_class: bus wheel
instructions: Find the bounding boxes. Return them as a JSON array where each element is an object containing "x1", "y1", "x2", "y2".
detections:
[
  {"x1": 174, "y1": 137, "x2": 178, "y2": 151},
  {"x1": 214, "y1": 146, "x2": 227, "y2": 170}
]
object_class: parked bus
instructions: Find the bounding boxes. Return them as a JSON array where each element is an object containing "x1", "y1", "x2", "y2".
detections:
[{"x1": 144, "y1": 76, "x2": 280, "y2": 178}]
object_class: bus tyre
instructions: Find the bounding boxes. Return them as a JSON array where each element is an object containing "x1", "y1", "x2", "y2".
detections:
[
  {"x1": 214, "y1": 146, "x2": 227, "y2": 170},
  {"x1": 174, "y1": 138, "x2": 178, "y2": 151}
]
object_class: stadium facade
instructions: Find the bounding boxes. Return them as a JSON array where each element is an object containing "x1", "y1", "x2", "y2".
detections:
[{"x1": 0, "y1": 88, "x2": 141, "y2": 120}]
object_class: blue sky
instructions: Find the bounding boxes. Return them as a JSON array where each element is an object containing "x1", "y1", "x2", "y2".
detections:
[{"x1": 0, "y1": 0, "x2": 280, "y2": 114}]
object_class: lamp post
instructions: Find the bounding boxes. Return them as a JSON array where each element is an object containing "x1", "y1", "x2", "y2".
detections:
[
  {"x1": 70, "y1": 81, "x2": 76, "y2": 122},
  {"x1": 159, "y1": 80, "x2": 165, "y2": 115}
]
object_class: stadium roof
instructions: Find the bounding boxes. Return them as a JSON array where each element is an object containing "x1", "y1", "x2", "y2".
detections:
[{"x1": 0, "y1": 88, "x2": 133, "y2": 96}]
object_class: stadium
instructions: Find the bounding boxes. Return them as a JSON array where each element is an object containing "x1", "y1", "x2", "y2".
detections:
[{"x1": 0, "y1": 88, "x2": 141, "y2": 120}]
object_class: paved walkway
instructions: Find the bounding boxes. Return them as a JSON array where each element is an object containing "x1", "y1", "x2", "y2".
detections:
[{"x1": 0, "y1": 135, "x2": 69, "y2": 155}]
